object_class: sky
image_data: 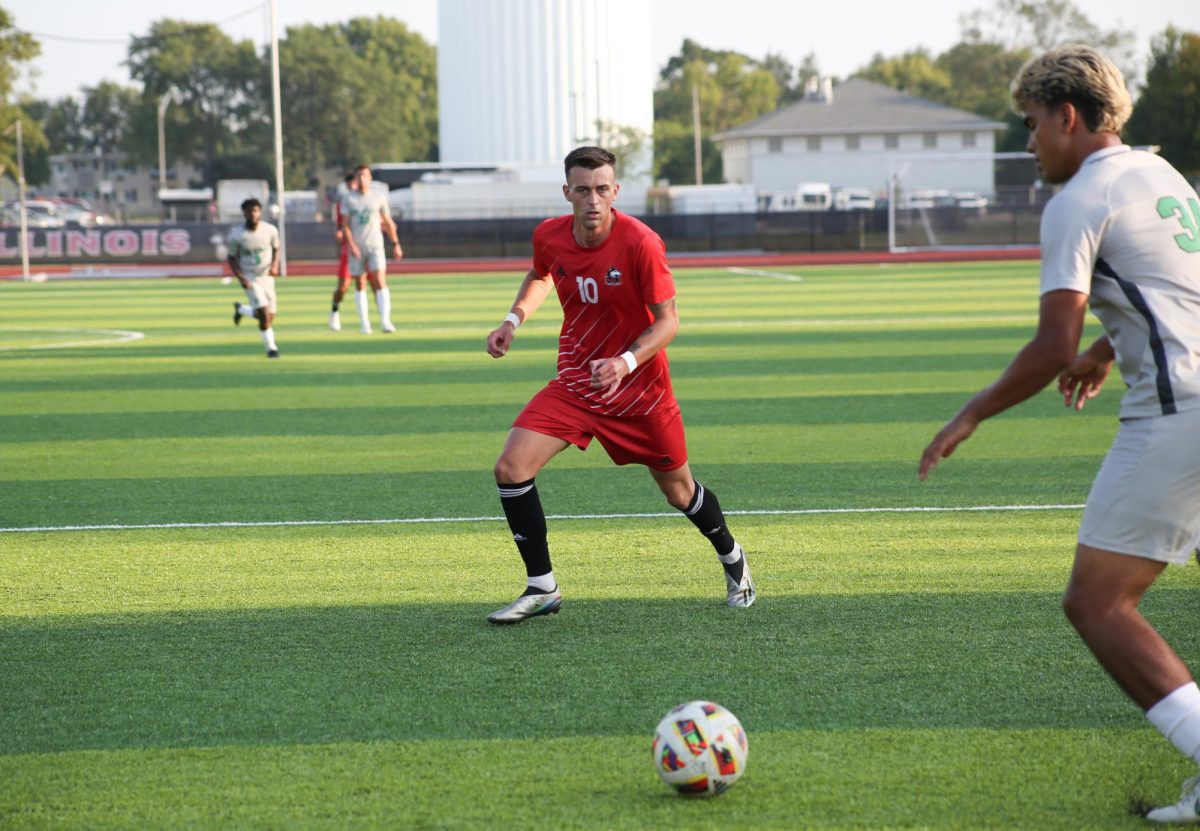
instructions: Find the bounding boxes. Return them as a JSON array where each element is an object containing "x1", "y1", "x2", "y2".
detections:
[{"x1": 12, "y1": 0, "x2": 1200, "y2": 101}]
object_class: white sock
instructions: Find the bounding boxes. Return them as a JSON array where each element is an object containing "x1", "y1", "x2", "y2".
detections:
[
  {"x1": 355, "y1": 290, "x2": 369, "y2": 326},
  {"x1": 526, "y1": 571, "x2": 556, "y2": 593},
  {"x1": 259, "y1": 328, "x2": 277, "y2": 351},
  {"x1": 238, "y1": 304, "x2": 255, "y2": 317},
  {"x1": 717, "y1": 543, "x2": 743, "y2": 564},
  {"x1": 1147, "y1": 682, "x2": 1200, "y2": 764},
  {"x1": 376, "y1": 287, "x2": 392, "y2": 324}
]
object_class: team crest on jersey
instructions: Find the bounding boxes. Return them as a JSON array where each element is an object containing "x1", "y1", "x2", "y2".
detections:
[{"x1": 605, "y1": 268, "x2": 622, "y2": 286}]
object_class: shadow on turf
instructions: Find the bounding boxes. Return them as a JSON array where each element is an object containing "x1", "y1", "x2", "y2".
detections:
[{"x1": 4, "y1": 589, "x2": 1192, "y2": 756}]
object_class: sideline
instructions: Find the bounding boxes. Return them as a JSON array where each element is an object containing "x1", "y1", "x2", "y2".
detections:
[
  {"x1": 1, "y1": 503, "x2": 1085, "y2": 534},
  {"x1": 727, "y1": 267, "x2": 803, "y2": 282}
]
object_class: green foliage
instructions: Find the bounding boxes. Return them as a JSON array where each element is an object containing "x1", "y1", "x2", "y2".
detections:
[
  {"x1": 855, "y1": 48, "x2": 952, "y2": 101},
  {"x1": 125, "y1": 20, "x2": 266, "y2": 177},
  {"x1": 0, "y1": 262, "x2": 1192, "y2": 827},
  {"x1": 0, "y1": 8, "x2": 44, "y2": 182},
  {"x1": 1127, "y1": 27, "x2": 1200, "y2": 179},
  {"x1": 278, "y1": 17, "x2": 437, "y2": 186},
  {"x1": 654, "y1": 39, "x2": 783, "y2": 183}
]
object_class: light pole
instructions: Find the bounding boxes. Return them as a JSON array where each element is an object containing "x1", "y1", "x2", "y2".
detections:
[
  {"x1": 269, "y1": 0, "x2": 287, "y2": 274},
  {"x1": 4, "y1": 119, "x2": 29, "y2": 281},
  {"x1": 156, "y1": 87, "x2": 178, "y2": 208}
]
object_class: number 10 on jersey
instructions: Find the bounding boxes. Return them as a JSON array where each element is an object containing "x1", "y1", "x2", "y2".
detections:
[{"x1": 577, "y1": 276, "x2": 599, "y2": 304}]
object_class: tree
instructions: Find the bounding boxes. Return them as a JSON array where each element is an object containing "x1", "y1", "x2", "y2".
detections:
[
  {"x1": 125, "y1": 19, "x2": 267, "y2": 178},
  {"x1": 761, "y1": 51, "x2": 822, "y2": 105},
  {"x1": 81, "y1": 81, "x2": 139, "y2": 156},
  {"x1": 1127, "y1": 27, "x2": 1200, "y2": 179},
  {"x1": 0, "y1": 7, "x2": 46, "y2": 181},
  {"x1": 278, "y1": 17, "x2": 437, "y2": 187},
  {"x1": 654, "y1": 39, "x2": 780, "y2": 183},
  {"x1": 960, "y1": 0, "x2": 1136, "y2": 82},
  {"x1": 934, "y1": 41, "x2": 1031, "y2": 151},
  {"x1": 854, "y1": 49, "x2": 951, "y2": 101}
]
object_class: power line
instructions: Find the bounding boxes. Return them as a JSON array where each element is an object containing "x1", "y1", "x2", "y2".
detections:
[{"x1": 16, "y1": 5, "x2": 266, "y2": 48}]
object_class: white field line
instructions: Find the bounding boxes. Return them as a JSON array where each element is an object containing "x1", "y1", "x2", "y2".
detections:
[
  {"x1": 1, "y1": 503, "x2": 1085, "y2": 534},
  {"x1": 0, "y1": 327, "x2": 146, "y2": 351},
  {"x1": 727, "y1": 267, "x2": 803, "y2": 282}
]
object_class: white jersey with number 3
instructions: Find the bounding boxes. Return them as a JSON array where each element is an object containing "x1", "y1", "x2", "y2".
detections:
[{"x1": 1039, "y1": 145, "x2": 1200, "y2": 418}]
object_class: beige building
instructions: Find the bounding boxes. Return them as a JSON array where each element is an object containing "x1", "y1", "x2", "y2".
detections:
[
  {"x1": 713, "y1": 78, "x2": 1006, "y2": 202},
  {"x1": 46, "y1": 152, "x2": 204, "y2": 221}
]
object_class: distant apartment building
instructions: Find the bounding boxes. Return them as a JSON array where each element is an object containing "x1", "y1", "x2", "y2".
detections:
[{"x1": 46, "y1": 152, "x2": 204, "y2": 220}]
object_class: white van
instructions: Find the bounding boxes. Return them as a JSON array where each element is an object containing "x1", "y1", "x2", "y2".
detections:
[{"x1": 833, "y1": 188, "x2": 876, "y2": 211}]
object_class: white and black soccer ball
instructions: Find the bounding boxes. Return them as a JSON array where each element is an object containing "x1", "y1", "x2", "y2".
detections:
[{"x1": 651, "y1": 700, "x2": 748, "y2": 796}]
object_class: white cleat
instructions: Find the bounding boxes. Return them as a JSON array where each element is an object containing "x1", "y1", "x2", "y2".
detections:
[
  {"x1": 329, "y1": 311, "x2": 341, "y2": 331},
  {"x1": 724, "y1": 545, "x2": 756, "y2": 608},
  {"x1": 381, "y1": 320, "x2": 396, "y2": 333},
  {"x1": 1147, "y1": 773, "x2": 1200, "y2": 824},
  {"x1": 360, "y1": 324, "x2": 373, "y2": 335},
  {"x1": 487, "y1": 589, "x2": 563, "y2": 625}
]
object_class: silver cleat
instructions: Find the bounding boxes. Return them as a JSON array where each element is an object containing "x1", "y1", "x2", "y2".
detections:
[
  {"x1": 487, "y1": 589, "x2": 563, "y2": 625},
  {"x1": 725, "y1": 545, "x2": 756, "y2": 608},
  {"x1": 1147, "y1": 772, "x2": 1200, "y2": 824}
]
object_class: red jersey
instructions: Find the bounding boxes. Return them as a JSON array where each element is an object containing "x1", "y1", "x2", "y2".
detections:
[{"x1": 532, "y1": 210, "x2": 677, "y2": 417}]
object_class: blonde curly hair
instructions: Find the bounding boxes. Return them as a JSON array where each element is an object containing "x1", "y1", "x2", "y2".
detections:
[{"x1": 1010, "y1": 45, "x2": 1132, "y2": 134}]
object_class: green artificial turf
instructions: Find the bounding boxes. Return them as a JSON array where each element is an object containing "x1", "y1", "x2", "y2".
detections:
[{"x1": 1, "y1": 262, "x2": 1191, "y2": 829}]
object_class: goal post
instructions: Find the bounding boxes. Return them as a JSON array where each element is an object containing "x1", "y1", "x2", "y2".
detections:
[{"x1": 887, "y1": 151, "x2": 1048, "y2": 253}]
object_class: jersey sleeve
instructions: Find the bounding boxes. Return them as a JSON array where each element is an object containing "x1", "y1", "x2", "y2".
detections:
[
  {"x1": 635, "y1": 233, "x2": 675, "y2": 306},
  {"x1": 1039, "y1": 191, "x2": 1105, "y2": 296},
  {"x1": 531, "y1": 222, "x2": 552, "y2": 276}
]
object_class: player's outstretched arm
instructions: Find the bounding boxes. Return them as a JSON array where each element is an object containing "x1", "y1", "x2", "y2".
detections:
[
  {"x1": 1058, "y1": 335, "x2": 1115, "y2": 411},
  {"x1": 486, "y1": 269, "x2": 553, "y2": 358},
  {"x1": 590, "y1": 297, "x2": 679, "y2": 399},
  {"x1": 919, "y1": 289, "x2": 1089, "y2": 480}
]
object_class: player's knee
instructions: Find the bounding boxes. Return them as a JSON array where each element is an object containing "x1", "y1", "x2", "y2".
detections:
[
  {"x1": 1062, "y1": 582, "x2": 1106, "y2": 632},
  {"x1": 494, "y1": 456, "x2": 524, "y2": 484},
  {"x1": 660, "y1": 482, "x2": 691, "y2": 511}
]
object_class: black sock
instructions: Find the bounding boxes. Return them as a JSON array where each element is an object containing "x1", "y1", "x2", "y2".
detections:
[
  {"x1": 682, "y1": 480, "x2": 742, "y2": 581},
  {"x1": 331, "y1": 301, "x2": 340, "y2": 311},
  {"x1": 498, "y1": 478, "x2": 552, "y2": 582}
]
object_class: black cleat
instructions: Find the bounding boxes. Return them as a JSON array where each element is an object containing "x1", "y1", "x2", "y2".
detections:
[
  {"x1": 267, "y1": 349, "x2": 280, "y2": 358},
  {"x1": 233, "y1": 302, "x2": 242, "y2": 325}
]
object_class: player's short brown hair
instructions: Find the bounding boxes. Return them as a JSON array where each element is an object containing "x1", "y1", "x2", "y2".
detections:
[
  {"x1": 353, "y1": 164, "x2": 370, "y2": 174},
  {"x1": 1010, "y1": 45, "x2": 1132, "y2": 134},
  {"x1": 564, "y1": 146, "x2": 616, "y2": 179}
]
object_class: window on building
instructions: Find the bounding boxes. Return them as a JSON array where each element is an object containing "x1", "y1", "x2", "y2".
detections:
[
  {"x1": 962, "y1": 131, "x2": 977, "y2": 148},
  {"x1": 885, "y1": 134, "x2": 899, "y2": 149},
  {"x1": 923, "y1": 132, "x2": 938, "y2": 149},
  {"x1": 806, "y1": 136, "x2": 821, "y2": 152},
  {"x1": 846, "y1": 134, "x2": 860, "y2": 151},
  {"x1": 126, "y1": 189, "x2": 138, "y2": 202},
  {"x1": 768, "y1": 137, "x2": 783, "y2": 153}
]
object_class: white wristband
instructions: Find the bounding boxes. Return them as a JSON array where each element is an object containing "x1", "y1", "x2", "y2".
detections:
[
  {"x1": 503, "y1": 312, "x2": 521, "y2": 329},
  {"x1": 619, "y1": 351, "x2": 637, "y2": 373}
]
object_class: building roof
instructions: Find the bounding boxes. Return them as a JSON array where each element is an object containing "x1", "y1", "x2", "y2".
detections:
[{"x1": 713, "y1": 78, "x2": 1006, "y2": 141}]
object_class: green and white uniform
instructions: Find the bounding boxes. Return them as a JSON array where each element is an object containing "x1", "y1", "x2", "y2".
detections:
[
  {"x1": 228, "y1": 221, "x2": 280, "y2": 312},
  {"x1": 339, "y1": 190, "x2": 390, "y2": 275},
  {"x1": 1040, "y1": 146, "x2": 1200, "y2": 562}
]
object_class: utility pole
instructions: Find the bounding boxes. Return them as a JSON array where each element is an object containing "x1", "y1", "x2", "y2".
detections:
[
  {"x1": 4, "y1": 120, "x2": 29, "y2": 280},
  {"x1": 692, "y1": 84, "x2": 703, "y2": 186},
  {"x1": 156, "y1": 87, "x2": 177, "y2": 210},
  {"x1": 269, "y1": 0, "x2": 287, "y2": 274}
]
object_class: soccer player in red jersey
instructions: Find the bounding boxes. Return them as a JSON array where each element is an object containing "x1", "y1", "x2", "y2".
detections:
[{"x1": 484, "y1": 146, "x2": 756, "y2": 625}]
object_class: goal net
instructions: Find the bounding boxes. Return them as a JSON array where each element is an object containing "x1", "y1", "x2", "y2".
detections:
[{"x1": 886, "y1": 152, "x2": 1050, "y2": 253}]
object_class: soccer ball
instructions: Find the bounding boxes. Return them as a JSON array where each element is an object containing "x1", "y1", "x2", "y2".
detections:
[{"x1": 651, "y1": 700, "x2": 748, "y2": 796}]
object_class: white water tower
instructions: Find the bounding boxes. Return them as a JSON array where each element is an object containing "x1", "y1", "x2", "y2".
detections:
[{"x1": 437, "y1": 0, "x2": 654, "y2": 175}]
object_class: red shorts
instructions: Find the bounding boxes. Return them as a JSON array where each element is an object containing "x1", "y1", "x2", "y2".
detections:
[
  {"x1": 513, "y1": 382, "x2": 688, "y2": 471},
  {"x1": 337, "y1": 245, "x2": 349, "y2": 280}
]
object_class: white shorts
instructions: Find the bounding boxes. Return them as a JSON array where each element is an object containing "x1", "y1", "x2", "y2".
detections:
[
  {"x1": 244, "y1": 276, "x2": 277, "y2": 314},
  {"x1": 1078, "y1": 407, "x2": 1200, "y2": 564},
  {"x1": 349, "y1": 247, "x2": 386, "y2": 276}
]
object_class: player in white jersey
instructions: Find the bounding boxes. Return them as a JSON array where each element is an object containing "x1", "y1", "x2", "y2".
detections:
[
  {"x1": 228, "y1": 198, "x2": 282, "y2": 358},
  {"x1": 338, "y1": 164, "x2": 403, "y2": 334},
  {"x1": 919, "y1": 46, "x2": 1200, "y2": 823}
]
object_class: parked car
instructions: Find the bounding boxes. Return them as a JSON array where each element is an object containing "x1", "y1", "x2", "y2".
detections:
[
  {"x1": 833, "y1": 188, "x2": 877, "y2": 211},
  {"x1": 1, "y1": 199, "x2": 67, "y2": 228},
  {"x1": 953, "y1": 192, "x2": 989, "y2": 211},
  {"x1": 53, "y1": 198, "x2": 114, "y2": 228}
]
